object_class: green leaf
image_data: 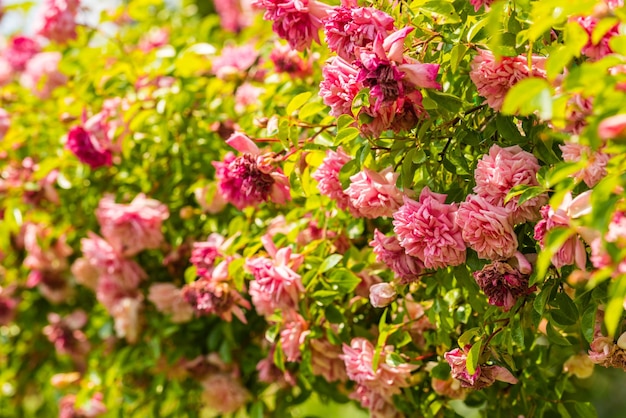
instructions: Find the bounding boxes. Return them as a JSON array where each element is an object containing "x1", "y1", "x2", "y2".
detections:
[
  {"x1": 327, "y1": 268, "x2": 361, "y2": 293},
  {"x1": 581, "y1": 305, "x2": 597, "y2": 343},
  {"x1": 319, "y1": 254, "x2": 343, "y2": 273},
  {"x1": 535, "y1": 228, "x2": 576, "y2": 283},
  {"x1": 546, "y1": 322, "x2": 571, "y2": 346},
  {"x1": 465, "y1": 343, "x2": 482, "y2": 376},
  {"x1": 335, "y1": 127, "x2": 360, "y2": 145},
  {"x1": 286, "y1": 92, "x2": 312, "y2": 115},
  {"x1": 417, "y1": 1, "x2": 461, "y2": 24},
  {"x1": 501, "y1": 77, "x2": 553, "y2": 119},
  {"x1": 299, "y1": 101, "x2": 328, "y2": 121},
  {"x1": 431, "y1": 362, "x2": 451, "y2": 380},
  {"x1": 604, "y1": 296, "x2": 624, "y2": 338},
  {"x1": 458, "y1": 327, "x2": 481, "y2": 348}
]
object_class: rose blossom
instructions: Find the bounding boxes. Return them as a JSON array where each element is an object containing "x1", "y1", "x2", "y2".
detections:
[
  {"x1": 319, "y1": 56, "x2": 361, "y2": 117},
  {"x1": 310, "y1": 338, "x2": 348, "y2": 382},
  {"x1": 444, "y1": 347, "x2": 518, "y2": 390},
  {"x1": 393, "y1": 187, "x2": 466, "y2": 270},
  {"x1": 212, "y1": 44, "x2": 260, "y2": 80},
  {"x1": 190, "y1": 233, "x2": 226, "y2": 277},
  {"x1": 323, "y1": 4, "x2": 395, "y2": 61},
  {"x1": 20, "y1": 52, "x2": 68, "y2": 99},
  {"x1": 469, "y1": 49, "x2": 547, "y2": 111},
  {"x1": 456, "y1": 194, "x2": 518, "y2": 260},
  {"x1": 473, "y1": 144, "x2": 546, "y2": 224},
  {"x1": 201, "y1": 373, "x2": 250, "y2": 415},
  {"x1": 3, "y1": 36, "x2": 40, "y2": 71},
  {"x1": 598, "y1": 113, "x2": 626, "y2": 140},
  {"x1": 66, "y1": 126, "x2": 113, "y2": 169},
  {"x1": 58, "y1": 393, "x2": 107, "y2": 418},
  {"x1": 344, "y1": 167, "x2": 404, "y2": 218},
  {"x1": 43, "y1": 310, "x2": 90, "y2": 360},
  {"x1": 370, "y1": 229, "x2": 423, "y2": 283},
  {"x1": 279, "y1": 313, "x2": 310, "y2": 362},
  {"x1": 312, "y1": 147, "x2": 352, "y2": 210},
  {"x1": 246, "y1": 235, "x2": 304, "y2": 315},
  {"x1": 473, "y1": 256, "x2": 535, "y2": 311},
  {"x1": 574, "y1": 14, "x2": 619, "y2": 61},
  {"x1": 269, "y1": 42, "x2": 312, "y2": 78},
  {"x1": 560, "y1": 142, "x2": 609, "y2": 187},
  {"x1": 215, "y1": 0, "x2": 253, "y2": 32},
  {"x1": 111, "y1": 295, "x2": 143, "y2": 344},
  {"x1": 253, "y1": 0, "x2": 333, "y2": 51},
  {"x1": 96, "y1": 194, "x2": 169, "y2": 257},
  {"x1": 213, "y1": 132, "x2": 291, "y2": 210},
  {"x1": 469, "y1": 0, "x2": 494, "y2": 11},
  {"x1": 148, "y1": 283, "x2": 194, "y2": 323},
  {"x1": 369, "y1": 283, "x2": 397, "y2": 308},
  {"x1": 33, "y1": 0, "x2": 80, "y2": 43}
]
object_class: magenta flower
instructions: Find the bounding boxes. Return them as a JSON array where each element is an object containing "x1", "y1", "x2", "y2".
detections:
[
  {"x1": 345, "y1": 167, "x2": 404, "y2": 218},
  {"x1": 33, "y1": 0, "x2": 80, "y2": 44},
  {"x1": 96, "y1": 194, "x2": 169, "y2": 257},
  {"x1": 393, "y1": 187, "x2": 466, "y2": 270},
  {"x1": 560, "y1": 142, "x2": 609, "y2": 187},
  {"x1": 474, "y1": 145, "x2": 546, "y2": 224},
  {"x1": 213, "y1": 132, "x2": 290, "y2": 210},
  {"x1": 66, "y1": 126, "x2": 112, "y2": 169},
  {"x1": 473, "y1": 257, "x2": 534, "y2": 311},
  {"x1": 370, "y1": 229, "x2": 423, "y2": 283},
  {"x1": 246, "y1": 235, "x2": 304, "y2": 315},
  {"x1": 469, "y1": 49, "x2": 547, "y2": 111},
  {"x1": 253, "y1": 0, "x2": 332, "y2": 51},
  {"x1": 456, "y1": 194, "x2": 518, "y2": 260},
  {"x1": 324, "y1": 4, "x2": 395, "y2": 61},
  {"x1": 312, "y1": 147, "x2": 352, "y2": 210},
  {"x1": 3, "y1": 36, "x2": 40, "y2": 71},
  {"x1": 469, "y1": 0, "x2": 494, "y2": 11},
  {"x1": 20, "y1": 52, "x2": 68, "y2": 99}
]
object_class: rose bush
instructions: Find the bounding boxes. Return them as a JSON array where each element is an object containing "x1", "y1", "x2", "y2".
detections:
[{"x1": 2, "y1": 0, "x2": 626, "y2": 417}]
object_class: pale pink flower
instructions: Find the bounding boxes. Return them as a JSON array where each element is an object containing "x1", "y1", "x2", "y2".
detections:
[
  {"x1": 34, "y1": 0, "x2": 80, "y2": 43},
  {"x1": 201, "y1": 373, "x2": 250, "y2": 414},
  {"x1": 474, "y1": 145, "x2": 546, "y2": 224},
  {"x1": 469, "y1": 49, "x2": 547, "y2": 111},
  {"x1": 598, "y1": 113, "x2": 626, "y2": 140},
  {"x1": 558, "y1": 94, "x2": 593, "y2": 135},
  {"x1": 215, "y1": 0, "x2": 253, "y2": 32},
  {"x1": 432, "y1": 377, "x2": 468, "y2": 399},
  {"x1": 194, "y1": 183, "x2": 227, "y2": 214},
  {"x1": 138, "y1": 28, "x2": 169, "y2": 52},
  {"x1": 350, "y1": 385, "x2": 404, "y2": 418},
  {"x1": 370, "y1": 229, "x2": 423, "y2": 283},
  {"x1": 213, "y1": 132, "x2": 290, "y2": 209},
  {"x1": 280, "y1": 313, "x2": 310, "y2": 362},
  {"x1": 312, "y1": 147, "x2": 352, "y2": 210},
  {"x1": 473, "y1": 256, "x2": 535, "y2": 311},
  {"x1": 148, "y1": 283, "x2": 194, "y2": 323},
  {"x1": 256, "y1": 346, "x2": 297, "y2": 386},
  {"x1": 444, "y1": 347, "x2": 518, "y2": 390},
  {"x1": 253, "y1": 0, "x2": 332, "y2": 51},
  {"x1": 43, "y1": 310, "x2": 90, "y2": 359},
  {"x1": 235, "y1": 82, "x2": 263, "y2": 112},
  {"x1": 20, "y1": 52, "x2": 68, "y2": 99},
  {"x1": 393, "y1": 187, "x2": 466, "y2": 270},
  {"x1": 344, "y1": 167, "x2": 404, "y2": 218},
  {"x1": 59, "y1": 393, "x2": 107, "y2": 418},
  {"x1": 534, "y1": 193, "x2": 587, "y2": 269},
  {"x1": 456, "y1": 194, "x2": 518, "y2": 260},
  {"x1": 83, "y1": 97, "x2": 129, "y2": 152},
  {"x1": 341, "y1": 337, "x2": 414, "y2": 401},
  {"x1": 0, "y1": 108, "x2": 9, "y2": 139},
  {"x1": 324, "y1": 4, "x2": 395, "y2": 61},
  {"x1": 369, "y1": 282, "x2": 397, "y2": 308},
  {"x1": 75, "y1": 232, "x2": 147, "y2": 290},
  {"x1": 469, "y1": 0, "x2": 494, "y2": 11},
  {"x1": 212, "y1": 44, "x2": 260, "y2": 80},
  {"x1": 0, "y1": 58, "x2": 12, "y2": 86},
  {"x1": 560, "y1": 142, "x2": 609, "y2": 187},
  {"x1": 111, "y1": 295, "x2": 143, "y2": 344},
  {"x1": 319, "y1": 56, "x2": 361, "y2": 117},
  {"x1": 269, "y1": 42, "x2": 312, "y2": 77},
  {"x1": 310, "y1": 338, "x2": 348, "y2": 382},
  {"x1": 96, "y1": 194, "x2": 169, "y2": 257},
  {"x1": 22, "y1": 223, "x2": 72, "y2": 274},
  {"x1": 3, "y1": 36, "x2": 40, "y2": 71},
  {"x1": 247, "y1": 235, "x2": 304, "y2": 314}
]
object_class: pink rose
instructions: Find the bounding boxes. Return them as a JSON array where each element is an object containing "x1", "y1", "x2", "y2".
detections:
[
  {"x1": 312, "y1": 147, "x2": 352, "y2": 210},
  {"x1": 560, "y1": 142, "x2": 609, "y2": 187},
  {"x1": 369, "y1": 282, "x2": 397, "y2": 307},
  {"x1": 148, "y1": 283, "x2": 194, "y2": 323},
  {"x1": 370, "y1": 229, "x2": 423, "y2": 283},
  {"x1": 599, "y1": 114, "x2": 626, "y2": 140},
  {"x1": 20, "y1": 52, "x2": 68, "y2": 99},
  {"x1": 456, "y1": 194, "x2": 518, "y2": 260},
  {"x1": 33, "y1": 0, "x2": 80, "y2": 44},
  {"x1": 344, "y1": 167, "x2": 404, "y2": 218}
]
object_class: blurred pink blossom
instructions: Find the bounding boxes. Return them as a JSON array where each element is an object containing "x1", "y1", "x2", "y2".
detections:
[
  {"x1": 190, "y1": 233, "x2": 226, "y2": 277},
  {"x1": 456, "y1": 194, "x2": 518, "y2": 260},
  {"x1": 280, "y1": 312, "x2": 310, "y2": 362},
  {"x1": 58, "y1": 393, "x2": 107, "y2": 418},
  {"x1": 269, "y1": 42, "x2": 313, "y2": 77},
  {"x1": 575, "y1": 15, "x2": 619, "y2": 60},
  {"x1": 34, "y1": 0, "x2": 80, "y2": 43},
  {"x1": 469, "y1": 49, "x2": 547, "y2": 111},
  {"x1": 20, "y1": 52, "x2": 68, "y2": 99},
  {"x1": 312, "y1": 147, "x2": 352, "y2": 210},
  {"x1": 560, "y1": 142, "x2": 609, "y2": 187},
  {"x1": 310, "y1": 338, "x2": 348, "y2": 382},
  {"x1": 235, "y1": 82, "x2": 263, "y2": 112},
  {"x1": 43, "y1": 310, "x2": 90, "y2": 361},
  {"x1": 212, "y1": 44, "x2": 260, "y2": 80},
  {"x1": 598, "y1": 113, "x2": 626, "y2": 140},
  {"x1": 393, "y1": 187, "x2": 466, "y2": 270},
  {"x1": 138, "y1": 28, "x2": 169, "y2": 52},
  {"x1": 3, "y1": 36, "x2": 40, "y2": 71},
  {"x1": 0, "y1": 286, "x2": 18, "y2": 325},
  {"x1": 201, "y1": 373, "x2": 250, "y2": 415},
  {"x1": 474, "y1": 145, "x2": 546, "y2": 224},
  {"x1": 111, "y1": 295, "x2": 143, "y2": 344},
  {"x1": 215, "y1": 0, "x2": 254, "y2": 32},
  {"x1": 345, "y1": 167, "x2": 404, "y2": 218},
  {"x1": 66, "y1": 126, "x2": 112, "y2": 169},
  {"x1": 148, "y1": 283, "x2": 194, "y2": 323},
  {"x1": 96, "y1": 194, "x2": 169, "y2": 257},
  {"x1": 469, "y1": 0, "x2": 494, "y2": 11}
]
